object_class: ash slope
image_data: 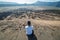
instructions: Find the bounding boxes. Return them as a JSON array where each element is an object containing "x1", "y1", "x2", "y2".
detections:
[{"x1": 0, "y1": 8, "x2": 60, "y2": 40}]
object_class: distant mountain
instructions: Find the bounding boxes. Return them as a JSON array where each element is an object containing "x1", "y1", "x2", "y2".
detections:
[
  {"x1": 0, "y1": 1, "x2": 21, "y2": 7},
  {"x1": 0, "y1": 1, "x2": 60, "y2": 7},
  {"x1": 0, "y1": 2, "x2": 29, "y2": 7},
  {"x1": 0, "y1": 1, "x2": 18, "y2": 4},
  {"x1": 31, "y1": 1, "x2": 60, "y2": 7},
  {"x1": 56, "y1": 1, "x2": 60, "y2": 7}
]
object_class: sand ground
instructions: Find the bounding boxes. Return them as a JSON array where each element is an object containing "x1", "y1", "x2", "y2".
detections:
[{"x1": 0, "y1": 18, "x2": 60, "y2": 40}]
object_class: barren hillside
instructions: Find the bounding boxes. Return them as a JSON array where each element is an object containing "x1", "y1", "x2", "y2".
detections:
[{"x1": 0, "y1": 7, "x2": 60, "y2": 40}]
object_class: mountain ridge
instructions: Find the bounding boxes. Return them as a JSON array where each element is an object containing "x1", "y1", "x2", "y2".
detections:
[
  {"x1": 0, "y1": 1, "x2": 60, "y2": 7},
  {"x1": 32, "y1": 1, "x2": 60, "y2": 7}
]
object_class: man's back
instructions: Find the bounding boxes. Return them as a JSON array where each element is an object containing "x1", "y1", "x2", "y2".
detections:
[{"x1": 25, "y1": 26, "x2": 33, "y2": 35}]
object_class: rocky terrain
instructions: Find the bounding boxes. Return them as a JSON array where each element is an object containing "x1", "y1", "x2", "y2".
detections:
[{"x1": 0, "y1": 7, "x2": 60, "y2": 40}]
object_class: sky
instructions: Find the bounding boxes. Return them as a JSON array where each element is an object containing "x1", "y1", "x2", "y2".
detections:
[{"x1": 0, "y1": 0, "x2": 60, "y2": 4}]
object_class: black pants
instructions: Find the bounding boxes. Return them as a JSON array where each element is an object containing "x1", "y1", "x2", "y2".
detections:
[{"x1": 27, "y1": 30, "x2": 37, "y2": 40}]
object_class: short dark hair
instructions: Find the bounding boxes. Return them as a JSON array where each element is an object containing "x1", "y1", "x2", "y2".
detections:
[{"x1": 27, "y1": 21, "x2": 31, "y2": 26}]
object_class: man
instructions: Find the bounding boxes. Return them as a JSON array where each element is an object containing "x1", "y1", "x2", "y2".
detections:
[
  {"x1": 25, "y1": 21, "x2": 37, "y2": 40},
  {"x1": 25, "y1": 21, "x2": 34, "y2": 36}
]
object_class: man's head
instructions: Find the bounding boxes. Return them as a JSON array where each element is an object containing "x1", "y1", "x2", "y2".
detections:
[{"x1": 27, "y1": 21, "x2": 31, "y2": 26}]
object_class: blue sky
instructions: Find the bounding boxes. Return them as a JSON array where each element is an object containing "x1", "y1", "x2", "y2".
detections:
[{"x1": 0, "y1": 0, "x2": 60, "y2": 4}]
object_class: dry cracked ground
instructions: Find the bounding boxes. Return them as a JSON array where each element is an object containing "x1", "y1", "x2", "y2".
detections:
[{"x1": 0, "y1": 8, "x2": 60, "y2": 40}]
